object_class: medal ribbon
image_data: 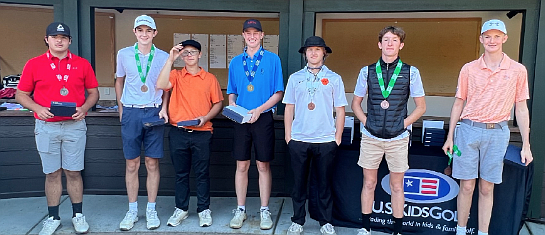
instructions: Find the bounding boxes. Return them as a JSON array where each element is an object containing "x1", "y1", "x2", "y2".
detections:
[
  {"x1": 375, "y1": 59, "x2": 403, "y2": 99},
  {"x1": 305, "y1": 65, "x2": 327, "y2": 102},
  {"x1": 134, "y1": 43, "x2": 155, "y2": 85},
  {"x1": 47, "y1": 52, "x2": 71, "y2": 90},
  {"x1": 242, "y1": 47, "x2": 264, "y2": 85}
]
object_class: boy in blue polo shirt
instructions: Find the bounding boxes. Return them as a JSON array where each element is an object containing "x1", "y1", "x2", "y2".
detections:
[
  {"x1": 226, "y1": 18, "x2": 284, "y2": 230},
  {"x1": 283, "y1": 36, "x2": 347, "y2": 235},
  {"x1": 115, "y1": 15, "x2": 169, "y2": 231}
]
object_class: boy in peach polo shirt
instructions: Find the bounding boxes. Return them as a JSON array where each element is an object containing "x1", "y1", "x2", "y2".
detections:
[
  {"x1": 156, "y1": 39, "x2": 223, "y2": 228},
  {"x1": 443, "y1": 19, "x2": 533, "y2": 235}
]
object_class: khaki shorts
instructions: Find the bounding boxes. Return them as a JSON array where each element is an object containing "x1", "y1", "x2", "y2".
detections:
[
  {"x1": 357, "y1": 134, "x2": 409, "y2": 173},
  {"x1": 35, "y1": 119, "x2": 87, "y2": 174}
]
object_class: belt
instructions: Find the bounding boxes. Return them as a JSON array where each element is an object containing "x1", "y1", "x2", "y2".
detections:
[
  {"x1": 177, "y1": 126, "x2": 210, "y2": 133},
  {"x1": 124, "y1": 104, "x2": 160, "y2": 108},
  {"x1": 178, "y1": 127, "x2": 196, "y2": 132},
  {"x1": 461, "y1": 119, "x2": 507, "y2": 129}
]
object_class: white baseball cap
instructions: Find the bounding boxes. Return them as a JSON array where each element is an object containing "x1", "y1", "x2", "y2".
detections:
[
  {"x1": 481, "y1": 19, "x2": 507, "y2": 34},
  {"x1": 134, "y1": 15, "x2": 156, "y2": 30}
]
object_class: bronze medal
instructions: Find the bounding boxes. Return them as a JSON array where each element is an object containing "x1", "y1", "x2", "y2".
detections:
[
  {"x1": 380, "y1": 100, "x2": 390, "y2": 109},
  {"x1": 308, "y1": 102, "x2": 315, "y2": 110},
  {"x1": 247, "y1": 84, "x2": 254, "y2": 92},
  {"x1": 141, "y1": 84, "x2": 148, "y2": 92},
  {"x1": 60, "y1": 87, "x2": 69, "y2": 96}
]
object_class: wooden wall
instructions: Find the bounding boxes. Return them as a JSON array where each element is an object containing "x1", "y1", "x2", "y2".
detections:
[
  {"x1": 0, "y1": 115, "x2": 290, "y2": 198},
  {"x1": 0, "y1": 114, "x2": 525, "y2": 199}
]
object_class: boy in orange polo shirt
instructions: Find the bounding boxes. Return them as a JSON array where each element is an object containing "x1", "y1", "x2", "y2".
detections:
[
  {"x1": 443, "y1": 19, "x2": 533, "y2": 235},
  {"x1": 156, "y1": 39, "x2": 223, "y2": 227}
]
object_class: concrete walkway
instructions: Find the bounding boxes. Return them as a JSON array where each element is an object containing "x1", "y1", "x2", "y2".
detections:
[
  {"x1": 3, "y1": 195, "x2": 543, "y2": 235},
  {"x1": 0, "y1": 195, "x2": 388, "y2": 235}
]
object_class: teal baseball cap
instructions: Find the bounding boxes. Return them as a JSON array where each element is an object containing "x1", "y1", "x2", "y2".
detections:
[{"x1": 481, "y1": 19, "x2": 507, "y2": 34}]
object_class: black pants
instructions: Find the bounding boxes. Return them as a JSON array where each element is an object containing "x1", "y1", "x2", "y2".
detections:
[
  {"x1": 289, "y1": 140, "x2": 337, "y2": 226},
  {"x1": 169, "y1": 127, "x2": 212, "y2": 213}
]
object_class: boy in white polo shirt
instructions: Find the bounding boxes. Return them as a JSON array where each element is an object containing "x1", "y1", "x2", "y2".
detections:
[
  {"x1": 115, "y1": 15, "x2": 169, "y2": 231},
  {"x1": 283, "y1": 36, "x2": 347, "y2": 235}
]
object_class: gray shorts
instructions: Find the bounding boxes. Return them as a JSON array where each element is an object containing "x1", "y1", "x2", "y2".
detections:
[
  {"x1": 452, "y1": 121, "x2": 510, "y2": 184},
  {"x1": 35, "y1": 119, "x2": 87, "y2": 174}
]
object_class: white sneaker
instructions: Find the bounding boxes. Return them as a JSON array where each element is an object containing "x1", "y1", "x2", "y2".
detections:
[
  {"x1": 260, "y1": 209, "x2": 273, "y2": 230},
  {"x1": 456, "y1": 226, "x2": 466, "y2": 235},
  {"x1": 72, "y1": 213, "x2": 89, "y2": 234},
  {"x1": 119, "y1": 210, "x2": 138, "y2": 231},
  {"x1": 358, "y1": 228, "x2": 371, "y2": 235},
  {"x1": 229, "y1": 208, "x2": 246, "y2": 229},
  {"x1": 146, "y1": 209, "x2": 160, "y2": 230},
  {"x1": 167, "y1": 208, "x2": 188, "y2": 227},
  {"x1": 287, "y1": 222, "x2": 303, "y2": 235},
  {"x1": 198, "y1": 209, "x2": 212, "y2": 227},
  {"x1": 320, "y1": 223, "x2": 337, "y2": 235},
  {"x1": 39, "y1": 217, "x2": 61, "y2": 235}
]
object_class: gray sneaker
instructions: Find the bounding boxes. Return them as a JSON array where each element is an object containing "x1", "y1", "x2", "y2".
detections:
[
  {"x1": 287, "y1": 222, "x2": 303, "y2": 235},
  {"x1": 229, "y1": 208, "x2": 246, "y2": 229},
  {"x1": 119, "y1": 210, "x2": 138, "y2": 231},
  {"x1": 146, "y1": 209, "x2": 160, "y2": 230},
  {"x1": 167, "y1": 208, "x2": 188, "y2": 227},
  {"x1": 39, "y1": 217, "x2": 61, "y2": 235},
  {"x1": 72, "y1": 213, "x2": 89, "y2": 234},
  {"x1": 260, "y1": 209, "x2": 273, "y2": 230},
  {"x1": 198, "y1": 209, "x2": 212, "y2": 227},
  {"x1": 320, "y1": 223, "x2": 337, "y2": 235}
]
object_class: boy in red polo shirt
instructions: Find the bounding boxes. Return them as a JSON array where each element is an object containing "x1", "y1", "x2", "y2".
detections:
[
  {"x1": 157, "y1": 39, "x2": 223, "y2": 228},
  {"x1": 16, "y1": 22, "x2": 99, "y2": 235}
]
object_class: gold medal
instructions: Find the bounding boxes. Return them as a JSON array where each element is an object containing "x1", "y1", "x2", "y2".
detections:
[
  {"x1": 308, "y1": 102, "x2": 315, "y2": 110},
  {"x1": 141, "y1": 84, "x2": 148, "y2": 92},
  {"x1": 60, "y1": 87, "x2": 69, "y2": 96},
  {"x1": 247, "y1": 84, "x2": 254, "y2": 92},
  {"x1": 381, "y1": 100, "x2": 390, "y2": 109}
]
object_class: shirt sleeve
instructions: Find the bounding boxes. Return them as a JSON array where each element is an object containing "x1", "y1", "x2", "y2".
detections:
[
  {"x1": 226, "y1": 59, "x2": 237, "y2": 95},
  {"x1": 409, "y1": 66, "x2": 425, "y2": 97},
  {"x1": 333, "y1": 75, "x2": 348, "y2": 107},
  {"x1": 169, "y1": 69, "x2": 178, "y2": 89},
  {"x1": 115, "y1": 50, "x2": 125, "y2": 78},
  {"x1": 515, "y1": 67, "x2": 530, "y2": 102},
  {"x1": 17, "y1": 60, "x2": 36, "y2": 92},
  {"x1": 83, "y1": 60, "x2": 99, "y2": 89},
  {"x1": 282, "y1": 74, "x2": 296, "y2": 104},
  {"x1": 455, "y1": 64, "x2": 469, "y2": 100},
  {"x1": 353, "y1": 66, "x2": 368, "y2": 98},
  {"x1": 273, "y1": 56, "x2": 285, "y2": 92},
  {"x1": 209, "y1": 74, "x2": 224, "y2": 104}
]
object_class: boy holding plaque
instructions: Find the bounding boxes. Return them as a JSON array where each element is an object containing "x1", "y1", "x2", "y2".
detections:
[
  {"x1": 352, "y1": 26, "x2": 426, "y2": 235},
  {"x1": 156, "y1": 39, "x2": 223, "y2": 227},
  {"x1": 16, "y1": 22, "x2": 99, "y2": 235},
  {"x1": 283, "y1": 36, "x2": 347, "y2": 235},
  {"x1": 115, "y1": 15, "x2": 169, "y2": 231},
  {"x1": 226, "y1": 18, "x2": 284, "y2": 230}
]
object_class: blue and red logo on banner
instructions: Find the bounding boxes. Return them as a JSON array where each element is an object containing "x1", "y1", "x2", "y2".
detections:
[{"x1": 381, "y1": 169, "x2": 460, "y2": 204}]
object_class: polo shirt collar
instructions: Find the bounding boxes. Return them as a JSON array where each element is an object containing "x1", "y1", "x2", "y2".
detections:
[
  {"x1": 308, "y1": 64, "x2": 329, "y2": 73},
  {"x1": 181, "y1": 67, "x2": 206, "y2": 80},
  {"x1": 478, "y1": 53, "x2": 511, "y2": 70},
  {"x1": 135, "y1": 43, "x2": 155, "y2": 56},
  {"x1": 243, "y1": 46, "x2": 263, "y2": 59},
  {"x1": 46, "y1": 50, "x2": 72, "y2": 61}
]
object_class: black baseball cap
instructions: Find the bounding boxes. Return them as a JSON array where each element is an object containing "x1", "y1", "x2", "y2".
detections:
[
  {"x1": 46, "y1": 22, "x2": 71, "y2": 37},
  {"x1": 180, "y1": 39, "x2": 201, "y2": 51},
  {"x1": 243, "y1": 19, "x2": 262, "y2": 32},
  {"x1": 298, "y1": 36, "x2": 332, "y2": 53}
]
